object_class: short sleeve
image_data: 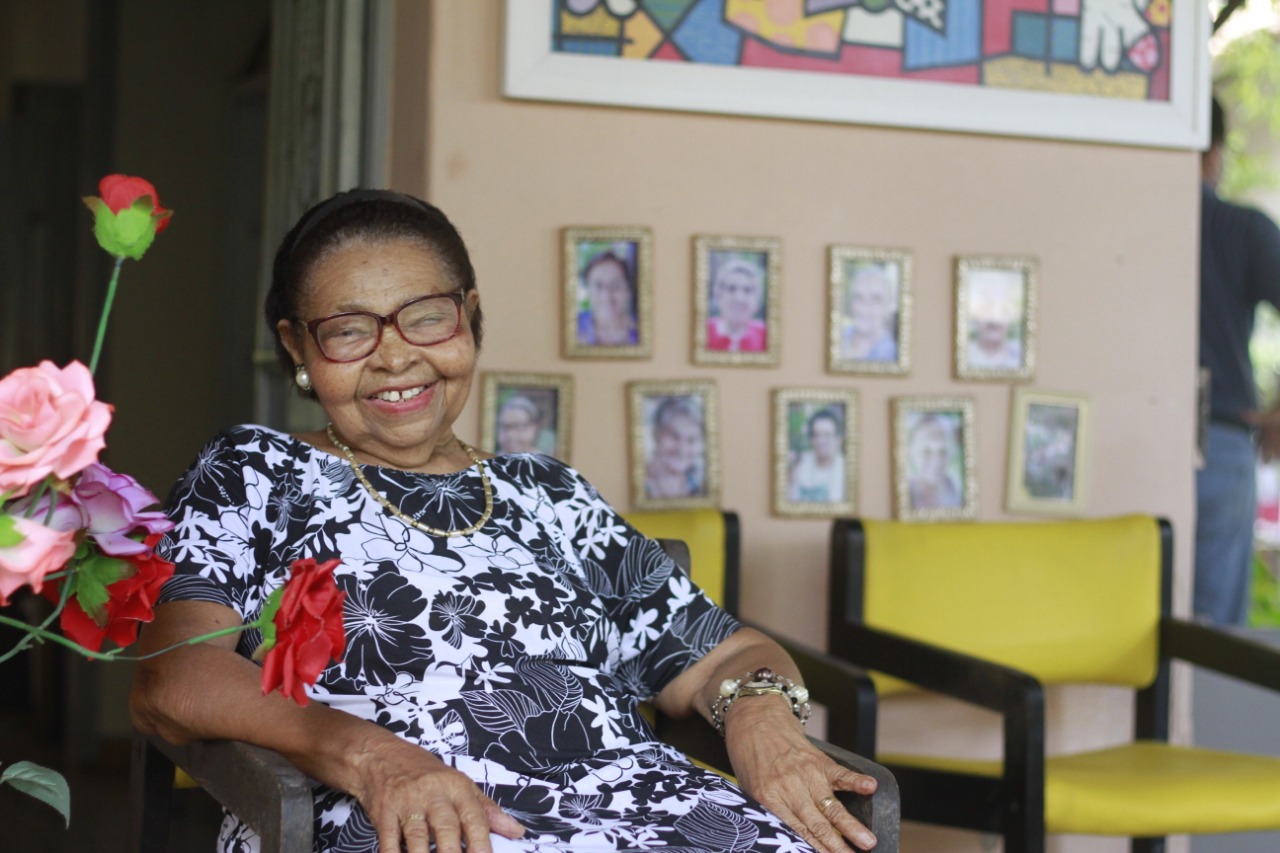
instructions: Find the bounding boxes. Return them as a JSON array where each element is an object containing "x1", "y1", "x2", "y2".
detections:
[
  {"x1": 546, "y1": 462, "x2": 741, "y2": 698},
  {"x1": 156, "y1": 429, "x2": 280, "y2": 642}
]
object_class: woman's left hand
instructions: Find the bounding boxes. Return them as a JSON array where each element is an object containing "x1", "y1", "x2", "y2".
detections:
[{"x1": 724, "y1": 695, "x2": 879, "y2": 853}]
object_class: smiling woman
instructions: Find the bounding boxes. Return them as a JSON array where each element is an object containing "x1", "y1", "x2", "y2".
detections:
[{"x1": 130, "y1": 190, "x2": 881, "y2": 853}]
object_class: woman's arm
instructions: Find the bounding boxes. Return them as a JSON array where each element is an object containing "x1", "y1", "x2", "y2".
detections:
[
  {"x1": 130, "y1": 600, "x2": 524, "y2": 853},
  {"x1": 653, "y1": 626, "x2": 879, "y2": 853}
]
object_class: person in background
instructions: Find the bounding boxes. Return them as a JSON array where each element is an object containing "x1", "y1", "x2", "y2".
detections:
[
  {"x1": 706, "y1": 257, "x2": 768, "y2": 353},
  {"x1": 576, "y1": 250, "x2": 637, "y2": 346},
  {"x1": 494, "y1": 394, "x2": 542, "y2": 455},
  {"x1": 1197, "y1": 96, "x2": 1280, "y2": 625},
  {"x1": 788, "y1": 408, "x2": 846, "y2": 503}
]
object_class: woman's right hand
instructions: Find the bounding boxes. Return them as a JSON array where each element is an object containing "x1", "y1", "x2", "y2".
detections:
[{"x1": 347, "y1": 734, "x2": 525, "y2": 853}]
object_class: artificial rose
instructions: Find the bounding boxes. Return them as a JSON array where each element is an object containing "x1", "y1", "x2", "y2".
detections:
[
  {"x1": 82, "y1": 174, "x2": 172, "y2": 260},
  {"x1": 0, "y1": 516, "x2": 77, "y2": 605},
  {"x1": 70, "y1": 463, "x2": 172, "y2": 555},
  {"x1": 0, "y1": 360, "x2": 112, "y2": 499},
  {"x1": 52, "y1": 533, "x2": 174, "y2": 652},
  {"x1": 259, "y1": 558, "x2": 346, "y2": 706}
]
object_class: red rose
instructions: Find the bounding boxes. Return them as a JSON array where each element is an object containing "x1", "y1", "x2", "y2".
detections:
[
  {"x1": 259, "y1": 558, "x2": 346, "y2": 706},
  {"x1": 52, "y1": 533, "x2": 175, "y2": 652},
  {"x1": 98, "y1": 175, "x2": 171, "y2": 233}
]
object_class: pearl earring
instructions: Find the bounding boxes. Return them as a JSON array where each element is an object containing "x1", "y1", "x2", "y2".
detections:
[{"x1": 295, "y1": 365, "x2": 312, "y2": 391}]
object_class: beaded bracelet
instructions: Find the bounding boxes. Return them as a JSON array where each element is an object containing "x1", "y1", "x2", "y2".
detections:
[{"x1": 710, "y1": 667, "x2": 812, "y2": 736}]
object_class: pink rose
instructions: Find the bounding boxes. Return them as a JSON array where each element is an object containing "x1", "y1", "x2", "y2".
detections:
[
  {"x1": 0, "y1": 515, "x2": 77, "y2": 605},
  {"x1": 0, "y1": 361, "x2": 112, "y2": 499},
  {"x1": 70, "y1": 463, "x2": 172, "y2": 555}
]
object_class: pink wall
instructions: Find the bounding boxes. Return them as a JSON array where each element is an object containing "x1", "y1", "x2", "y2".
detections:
[{"x1": 395, "y1": 5, "x2": 1199, "y2": 850}]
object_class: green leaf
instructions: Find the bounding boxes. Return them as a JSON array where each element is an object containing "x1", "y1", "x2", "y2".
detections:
[
  {"x1": 0, "y1": 514, "x2": 23, "y2": 548},
  {"x1": 66, "y1": 551, "x2": 133, "y2": 624},
  {"x1": 255, "y1": 585, "x2": 287, "y2": 655},
  {"x1": 0, "y1": 761, "x2": 71, "y2": 827}
]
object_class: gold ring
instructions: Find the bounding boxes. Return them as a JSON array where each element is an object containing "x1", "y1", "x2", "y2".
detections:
[
  {"x1": 818, "y1": 796, "x2": 837, "y2": 813},
  {"x1": 403, "y1": 812, "x2": 426, "y2": 823}
]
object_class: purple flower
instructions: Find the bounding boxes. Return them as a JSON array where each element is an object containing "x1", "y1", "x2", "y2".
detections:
[{"x1": 70, "y1": 463, "x2": 172, "y2": 555}]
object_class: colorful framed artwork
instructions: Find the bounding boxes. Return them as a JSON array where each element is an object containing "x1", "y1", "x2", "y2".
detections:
[
  {"x1": 1006, "y1": 388, "x2": 1090, "y2": 516},
  {"x1": 954, "y1": 255, "x2": 1037, "y2": 382},
  {"x1": 828, "y1": 245, "x2": 912, "y2": 376},
  {"x1": 627, "y1": 379, "x2": 720, "y2": 510},
  {"x1": 480, "y1": 372, "x2": 574, "y2": 462},
  {"x1": 504, "y1": 0, "x2": 1210, "y2": 149},
  {"x1": 563, "y1": 226, "x2": 653, "y2": 359},
  {"x1": 693, "y1": 235, "x2": 781, "y2": 367},
  {"x1": 892, "y1": 396, "x2": 977, "y2": 521},
  {"x1": 773, "y1": 387, "x2": 858, "y2": 518}
]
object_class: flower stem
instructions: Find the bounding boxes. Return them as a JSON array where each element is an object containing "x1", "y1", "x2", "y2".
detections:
[
  {"x1": 0, "y1": 614, "x2": 252, "y2": 662},
  {"x1": 88, "y1": 256, "x2": 125, "y2": 376}
]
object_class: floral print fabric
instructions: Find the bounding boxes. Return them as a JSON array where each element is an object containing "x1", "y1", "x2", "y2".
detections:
[{"x1": 158, "y1": 426, "x2": 814, "y2": 852}]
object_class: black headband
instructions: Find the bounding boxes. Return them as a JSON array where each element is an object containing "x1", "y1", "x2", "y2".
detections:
[{"x1": 286, "y1": 189, "x2": 433, "y2": 258}]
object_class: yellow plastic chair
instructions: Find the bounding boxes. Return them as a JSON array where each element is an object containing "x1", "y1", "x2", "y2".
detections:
[{"x1": 827, "y1": 514, "x2": 1280, "y2": 853}]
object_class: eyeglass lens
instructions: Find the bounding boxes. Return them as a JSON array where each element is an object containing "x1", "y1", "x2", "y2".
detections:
[{"x1": 313, "y1": 294, "x2": 460, "y2": 361}]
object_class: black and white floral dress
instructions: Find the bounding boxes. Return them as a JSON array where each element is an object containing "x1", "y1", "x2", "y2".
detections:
[{"x1": 158, "y1": 426, "x2": 814, "y2": 853}]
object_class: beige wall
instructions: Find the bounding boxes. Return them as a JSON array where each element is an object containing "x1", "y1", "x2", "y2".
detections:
[{"x1": 397, "y1": 4, "x2": 1200, "y2": 852}]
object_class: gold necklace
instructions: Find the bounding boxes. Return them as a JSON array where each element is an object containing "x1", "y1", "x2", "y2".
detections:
[{"x1": 325, "y1": 424, "x2": 493, "y2": 537}]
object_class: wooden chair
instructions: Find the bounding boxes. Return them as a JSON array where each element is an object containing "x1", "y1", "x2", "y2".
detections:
[
  {"x1": 827, "y1": 513, "x2": 1280, "y2": 853},
  {"x1": 131, "y1": 509, "x2": 899, "y2": 852}
]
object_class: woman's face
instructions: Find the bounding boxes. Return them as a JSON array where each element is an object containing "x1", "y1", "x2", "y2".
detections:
[
  {"x1": 809, "y1": 418, "x2": 840, "y2": 464},
  {"x1": 586, "y1": 258, "x2": 633, "y2": 328},
  {"x1": 849, "y1": 270, "x2": 893, "y2": 336},
  {"x1": 910, "y1": 422, "x2": 951, "y2": 482},
  {"x1": 653, "y1": 413, "x2": 703, "y2": 477},
  {"x1": 496, "y1": 403, "x2": 539, "y2": 454},
  {"x1": 279, "y1": 237, "x2": 478, "y2": 469},
  {"x1": 714, "y1": 268, "x2": 763, "y2": 327}
]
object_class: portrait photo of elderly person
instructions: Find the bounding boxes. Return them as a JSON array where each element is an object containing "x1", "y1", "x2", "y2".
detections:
[
  {"x1": 643, "y1": 394, "x2": 708, "y2": 500},
  {"x1": 788, "y1": 407, "x2": 846, "y2": 504},
  {"x1": 706, "y1": 253, "x2": 768, "y2": 354},
  {"x1": 564, "y1": 228, "x2": 652, "y2": 359},
  {"x1": 494, "y1": 394, "x2": 545, "y2": 455},
  {"x1": 841, "y1": 263, "x2": 898, "y2": 362},
  {"x1": 956, "y1": 257, "x2": 1036, "y2": 379},
  {"x1": 893, "y1": 398, "x2": 977, "y2": 520},
  {"x1": 133, "y1": 192, "x2": 877, "y2": 853}
]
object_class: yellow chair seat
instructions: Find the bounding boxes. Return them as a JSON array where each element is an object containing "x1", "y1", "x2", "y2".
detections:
[{"x1": 882, "y1": 741, "x2": 1280, "y2": 836}]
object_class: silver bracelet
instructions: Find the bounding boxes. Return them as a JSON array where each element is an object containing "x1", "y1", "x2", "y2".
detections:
[{"x1": 710, "y1": 667, "x2": 812, "y2": 736}]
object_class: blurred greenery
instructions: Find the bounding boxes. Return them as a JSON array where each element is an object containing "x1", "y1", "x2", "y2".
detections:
[{"x1": 1252, "y1": 552, "x2": 1280, "y2": 627}]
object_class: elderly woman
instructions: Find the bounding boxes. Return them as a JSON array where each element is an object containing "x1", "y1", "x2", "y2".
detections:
[
  {"x1": 130, "y1": 190, "x2": 878, "y2": 853},
  {"x1": 706, "y1": 256, "x2": 768, "y2": 353}
]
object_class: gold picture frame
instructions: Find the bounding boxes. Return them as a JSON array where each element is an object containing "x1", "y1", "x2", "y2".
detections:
[
  {"x1": 627, "y1": 379, "x2": 720, "y2": 510},
  {"x1": 772, "y1": 387, "x2": 858, "y2": 518},
  {"x1": 828, "y1": 245, "x2": 912, "y2": 376},
  {"x1": 954, "y1": 255, "x2": 1037, "y2": 381},
  {"x1": 1006, "y1": 388, "x2": 1090, "y2": 516},
  {"x1": 480, "y1": 371, "x2": 574, "y2": 462},
  {"x1": 892, "y1": 396, "x2": 977, "y2": 522},
  {"x1": 693, "y1": 235, "x2": 781, "y2": 367},
  {"x1": 562, "y1": 226, "x2": 653, "y2": 359}
]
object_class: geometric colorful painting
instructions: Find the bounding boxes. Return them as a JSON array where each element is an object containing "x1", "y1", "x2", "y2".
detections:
[
  {"x1": 552, "y1": 0, "x2": 1173, "y2": 101},
  {"x1": 505, "y1": 0, "x2": 1207, "y2": 148}
]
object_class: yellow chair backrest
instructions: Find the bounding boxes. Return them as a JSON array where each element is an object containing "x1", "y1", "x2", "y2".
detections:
[
  {"x1": 625, "y1": 508, "x2": 731, "y2": 611},
  {"x1": 861, "y1": 514, "x2": 1163, "y2": 689}
]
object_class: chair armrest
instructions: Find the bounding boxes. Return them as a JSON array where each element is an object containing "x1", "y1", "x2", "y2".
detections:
[
  {"x1": 839, "y1": 623, "x2": 1043, "y2": 713},
  {"x1": 136, "y1": 732, "x2": 313, "y2": 853},
  {"x1": 810, "y1": 736, "x2": 901, "y2": 853},
  {"x1": 744, "y1": 619, "x2": 878, "y2": 755},
  {"x1": 1161, "y1": 618, "x2": 1280, "y2": 692}
]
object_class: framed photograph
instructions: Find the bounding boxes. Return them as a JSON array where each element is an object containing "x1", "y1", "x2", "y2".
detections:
[
  {"x1": 954, "y1": 255, "x2": 1037, "y2": 381},
  {"x1": 505, "y1": 0, "x2": 1209, "y2": 150},
  {"x1": 828, "y1": 246, "x2": 912, "y2": 376},
  {"x1": 1006, "y1": 388, "x2": 1091, "y2": 516},
  {"x1": 627, "y1": 379, "x2": 720, "y2": 510},
  {"x1": 773, "y1": 388, "x2": 857, "y2": 518},
  {"x1": 693, "y1": 235, "x2": 781, "y2": 366},
  {"x1": 563, "y1": 226, "x2": 653, "y2": 359},
  {"x1": 892, "y1": 396, "x2": 977, "y2": 522},
  {"x1": 480, "y1": 372, "x2": 574, "y2": 462}
]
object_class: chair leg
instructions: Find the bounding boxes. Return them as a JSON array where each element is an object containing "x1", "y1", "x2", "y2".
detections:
[
  {"x1": 1132, "y1": 837, "x2": 1166, "y2": 853},
  {"x1": 129, "y1": 732, "x2": 174, "y2": 853}
]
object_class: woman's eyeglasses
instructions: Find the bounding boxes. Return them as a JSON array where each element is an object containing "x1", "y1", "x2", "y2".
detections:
[{"x1": 304, "y1": 292, "x2": 464, "y2": 363}]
